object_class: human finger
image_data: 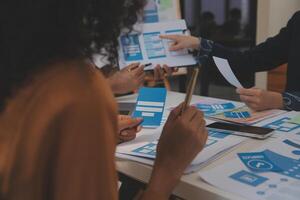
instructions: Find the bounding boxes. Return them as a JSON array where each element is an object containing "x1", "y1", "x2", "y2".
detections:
[
  {"x1": 181, "y1": 106, "x2": 198, "y2": 122},
  {"x1": 119, "y1": 117, "x2": 143, "y2": 131},
  {"x1": 124, "y1": 63, "x2": 140, "y2": 71},
  {"x1": 167, "y1": 103, "x2": 184, "y2": 122},
  {"x1": 132, "y1": 65, "x2": 144, "y2": 76},
  {"x1": 169, "y1": 43, "x2": 185, "y2": 51},
  {"x1": 159, "y1": 34, "x2": 180, "y2": 41},
  {"x1": 240, "y1": 95, "x2": 259, "y2": 104},
  {"x1": 236, "y1": 88, "x2": 259, "y2": 96},
  {"x1": 163, "y1": 65, "x2": 173, "y2": 77}
]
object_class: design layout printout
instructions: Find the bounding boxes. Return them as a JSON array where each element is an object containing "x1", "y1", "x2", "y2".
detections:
[
  {"x1": 132, "y1": 87, "x2": 167, "y2": 128},
  {"x1": 255, "y1": 111, "x2": 300, "y2": 136},
  {"x1": 199, "y1": 134, "x2": 300, "y2": 200},
  {"x1": 212, "y1": 107, "x2": 287, "y2": 125},
  {"x1": 118, "y1": 20, "x2": 197, "y2": 69},
  {"x1": 170, "y1": 98, "x2": 245, "y2": 117},
  {"x1": 116, "y1": 126, "x2": 247, "y2": 174}
]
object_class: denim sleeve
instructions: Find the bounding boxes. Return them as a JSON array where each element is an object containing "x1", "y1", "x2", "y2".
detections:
[
  {"x1": 197, "y1": 38, "x2": 214, "y2": 65},
  {"x1": 282, "y1": 92, "x2": 300, "y2": 111}
]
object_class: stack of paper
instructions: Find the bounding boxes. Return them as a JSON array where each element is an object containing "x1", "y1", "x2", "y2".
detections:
[
  {"x1": 116, "y1": 123, "x2": 248, "y2": 174},
  {"x1": 169, "y1": 98, "x2": 245, "y2": 117},
  {"x1": 199, "y1": 134, "x2": 300, "y2": 200},
  {"x1": 211, "y1": 106, "x2": 287, "y2": 125},
  {"x1": 254, "y1": 111, "x2": 300, "y2": 136}
]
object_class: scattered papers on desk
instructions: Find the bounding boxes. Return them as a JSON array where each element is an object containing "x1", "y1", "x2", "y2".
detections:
[
  {"x1": 116, "y1": 123, "x2": 248, "y2": 174},
  {"x1": 224, "y1": 111, "x2": 251, "y2": 119},
  {"x1": 213, "y1": 56, "x2": 244, "y2": 88},
  {"x1": 289, "y1": 114, "x2": 300, "y2": 124},
  {"x1": 211, "y1": 106, "x2": 286, "y2": 125},
  {"x1": 254, "y1": 111, "x2": 300, "y2": 136},
  {"x1": 199, "y1": 134, "x2": 300, "y2": 200},
  {"x1": 118, "y1": 20, "x2": 196, "y2": 70},
  {"x1": 132, "y1": 87, "x2": 167, "y2": 128},
  {"x1": 171, "y1": 98, "x2": 245, "y2": 117}
]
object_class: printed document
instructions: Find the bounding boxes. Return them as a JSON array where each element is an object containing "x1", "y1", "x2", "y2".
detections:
[
  {"x1": 199, "y1": 134, "x2": 300, "y2": 200},
  {"x1": 118, "y1": 20, "x2": 197, "y2": 70},
  {"x1": 116, "y1": 121, "x2": 247, "y2": 174}
]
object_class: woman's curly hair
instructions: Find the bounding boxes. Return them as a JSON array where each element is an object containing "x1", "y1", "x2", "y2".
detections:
[{"x1": 0, "y1": 0, "x2": 145, "y2": 110}]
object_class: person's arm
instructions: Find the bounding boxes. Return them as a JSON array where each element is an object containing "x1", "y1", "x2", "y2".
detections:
[
  {"x1": 202, "y1": 12, "x2": 298, "y2": 74},
  {"x1": 161, "y1": 12, "x2": 299, "y2": 74},
  {"x1": 108, "y1": 63, "x2": 145, "y2": 95},
  {"x1": 52, "y1": 83, "x2": 119, "y2": 200},
  {"x1": 142, "y1": 105, "x2": 208, "y2": 199},
  {"x1": 282, "y1": 91, "x2": 300, "y2": 111}
]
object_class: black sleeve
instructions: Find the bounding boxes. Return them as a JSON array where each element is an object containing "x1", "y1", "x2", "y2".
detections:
[
  {"x1": 282, "y1": 92, "x2": 300, "y2": 111},
  {"x1": 208, "y1": 12, "x2": 298, "y2": 74}
]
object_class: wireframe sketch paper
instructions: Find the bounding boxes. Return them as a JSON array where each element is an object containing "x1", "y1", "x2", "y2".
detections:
[
  {"x1": 116, "y1": 122, "x2": 247, "y2": 173},
  {"x1": 199, "y1": 134, "x2": 300, "y2": 200},
  {"x1": 213, "y1": 56, "x2": 244, "y2": 88},
  {"x1": 254, "y1": 111, "x2": 300, "y2": 136},
  {"x1": 132, "y1": 87, "x2": 167, "y2": 128},
  {"x1": 118, "y1": 20, "x2": 197, "y2": 70}
]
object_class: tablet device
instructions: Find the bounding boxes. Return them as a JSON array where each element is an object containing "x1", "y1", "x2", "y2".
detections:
[{"x1": 207, "y1": 122, "x2": 275, "y2": 139}]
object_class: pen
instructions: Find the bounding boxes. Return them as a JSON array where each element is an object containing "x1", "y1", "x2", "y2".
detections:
[
  {"x1": 181, "y1": 68, "x2": 199, "y2": 115},
  {"x1": 143, "y1": 63, "x2": 153, "y2": 70}
]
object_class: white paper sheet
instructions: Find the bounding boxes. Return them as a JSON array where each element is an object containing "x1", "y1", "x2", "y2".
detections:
[
  {"x1": 118, "y1": 20, "x2": 197, "y2": 70},
  {"x1": 213, "y1": 56, "x2": 244, "y2": 88},
  {"x1": 199, "y1": 135, "x2": 300, "y2": 200}
]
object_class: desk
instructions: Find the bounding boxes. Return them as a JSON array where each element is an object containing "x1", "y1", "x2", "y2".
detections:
[{"x1": 116, "y1": 91, "x2": 278, "y2": 200}]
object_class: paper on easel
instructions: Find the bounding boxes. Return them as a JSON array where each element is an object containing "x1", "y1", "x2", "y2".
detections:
[
  {"x1": 118, "y1": 20, "x2": 196, "y2": 70},
  {"x1": 213, "y1": 56, "x2": 244, "y2": 88}
]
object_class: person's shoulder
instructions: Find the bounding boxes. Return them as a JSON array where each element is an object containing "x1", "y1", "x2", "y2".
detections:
[
  {"x1": 35, "y1": 59, "x2": 115, "y2": 110},
  {"x1": 44, "y1": 59, "x2": 108, "y2": 94}
]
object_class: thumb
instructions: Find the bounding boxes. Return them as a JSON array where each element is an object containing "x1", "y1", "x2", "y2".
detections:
[
  {"x1": 167, "y1": 103, "x2": 184, "y2": 122},
  {"x1": 119, "y1": 117, "x2": 143, "y2": 131}
]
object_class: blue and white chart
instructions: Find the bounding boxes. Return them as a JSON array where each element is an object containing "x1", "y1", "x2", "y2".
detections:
[
  {"x1": 199, "y1": 134, "x2": 300, "y2": 200},
  {"x1": 132, "y1": 87, "x2": 167, "y2": 128},
  {"x1": 255, "y1": 111, "x2": 300, "y2": 136},
  {"x1": 118, "y1": 20, "x2": 196, "y2": 69}
]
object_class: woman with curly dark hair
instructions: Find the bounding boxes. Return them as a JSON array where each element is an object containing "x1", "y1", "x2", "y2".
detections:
[{"x1": 0, "y1": 0, "x2": 208, "y2": 199}]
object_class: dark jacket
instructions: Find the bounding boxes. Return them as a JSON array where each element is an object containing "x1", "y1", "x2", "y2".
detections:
[{"x1": 199, "y1": 11, "x2": 300, "y2": 111}]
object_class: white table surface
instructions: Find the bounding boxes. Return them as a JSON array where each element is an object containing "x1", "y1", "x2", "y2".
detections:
[{"x1": 116, "y1": 91, "x2": 278, "y2": 200}]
